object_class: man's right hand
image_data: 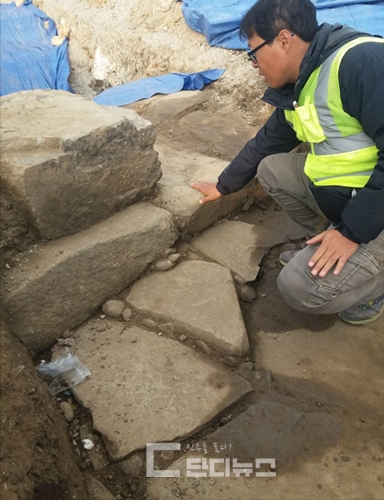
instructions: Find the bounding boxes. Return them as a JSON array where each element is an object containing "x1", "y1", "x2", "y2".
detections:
[{"x1": 190, "y1": 182, "x2": 222, "y2": 205}]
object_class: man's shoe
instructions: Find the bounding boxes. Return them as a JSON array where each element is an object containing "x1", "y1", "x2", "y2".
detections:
[
  {"x1": 279, "y1": 250, "x2": 300, "y2": 266},
  {"x1": 338, "y1": 294, "x2": 384, "y2": 325}
]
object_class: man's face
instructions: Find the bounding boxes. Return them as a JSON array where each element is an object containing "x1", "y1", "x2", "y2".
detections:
[{"x1": 247, "y1": 31, "x2": 292, "y2": 88}]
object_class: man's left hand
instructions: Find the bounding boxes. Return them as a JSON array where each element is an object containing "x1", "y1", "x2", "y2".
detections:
[{"x1": 306, "y1": 229, "x2": 359, "y2": 277}]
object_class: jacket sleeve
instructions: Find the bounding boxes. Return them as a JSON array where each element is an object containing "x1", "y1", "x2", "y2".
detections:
[
  {"x1": 216, "y1": 107, "x2": 301, "y2": 195},
  {"x1": 337, "y1": 42, "x2": 384, "y2": 244}
]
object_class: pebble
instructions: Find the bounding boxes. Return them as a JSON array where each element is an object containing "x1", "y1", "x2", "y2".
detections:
[
  {"x1": 161, "y1": 450, "x2": 175, "y2": 460},
  {"x1": 142, "y1": 318, "x2": 156, "y2": 329},
  {"x1": 59, "y1": 402, "x2": 74, "y2": 422},
  {"x1": 236, "y1": 362, "x2": 253, "y2": 379},
  {"x1": 168, "y1": 253, "x2": 181, "y2": 263},
  {"x1": 179, "y1": 334, "x2": 187, "y2": 342},
  {"x1": 238, "y1": 285, "x2": 257, "y2": 302},
  {"x1": 4, "y1": 263, "x2": 10, "y2": 270},
  {"x1": 160, "y1": 322, "x2": 175, "y2": 334},
  {"x1": 164, "y1": 247, "x2": 177, "y2": 256},
  {"x1": 254, "y1": 370, "x2": 262, "y2": 380},
  {"x1": 122, "y1": 308, "x2": 133, "y2": 321},
  {"x1": 120, "y1": 455, "x2": 143, "y2": 478},
  {"x1": 102, "y1": 300, "x2": 125, "y2": 318},
  {"x1": 220, "y1": 356, "x2": 238, "y2": 367},
  {"x1": 242, "y1": 198, "x2": 254, "y2": 212},
  {"x1": 196, "y1": 340, "x2": 211, "y2": 355},
  {"x1": 220, "y1": 415, "x2": 232, "y2": 424},
  {"x1": 233, "y1": 274, "x2": 247, "y2": 284},
  {"x1": 155, "y1": 259, "x2": 174, "y2": 271}
]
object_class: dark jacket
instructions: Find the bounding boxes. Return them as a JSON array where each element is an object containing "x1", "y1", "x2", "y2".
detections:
[{"x1": 217, "y1": 24, "x2": 384, "y2": 244}]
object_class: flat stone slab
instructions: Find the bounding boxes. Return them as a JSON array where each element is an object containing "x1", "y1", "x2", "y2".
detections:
[
  {"x1": 72, "y1": 323, "x2": 252, "y2": 460},
  {"x1": 151, "y1": 138, "x2": 257, "y2": 234},
  {"x1": 0, "y1": 90, "x2": 160, "y2": 239},
  {"x1": 126, "y1": 260, "x2": 250, "y2": 356},
  {"x1": 1, "y1": 203, "x2": 177, "y2": 352},
  {"x1": 147, "y1": 392, "x2": 342, "y2": 500},
  {"x1": 191, "y1": 220, "x2": 287, "y2": 282}
]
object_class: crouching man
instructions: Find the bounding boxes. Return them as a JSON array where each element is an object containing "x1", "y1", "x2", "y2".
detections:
[{"x1": 192, "y1": 0, "x2": 384, "y2": 325}]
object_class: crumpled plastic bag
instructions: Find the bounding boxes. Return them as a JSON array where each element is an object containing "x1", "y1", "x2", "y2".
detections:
[{"x1": 37, "y1": 349, "x2": 91, "y2": 396}]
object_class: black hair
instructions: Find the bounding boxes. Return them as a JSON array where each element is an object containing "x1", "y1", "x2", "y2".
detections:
[{"x1": 240, "y1": 0, "x2": 318, "y2": 43}]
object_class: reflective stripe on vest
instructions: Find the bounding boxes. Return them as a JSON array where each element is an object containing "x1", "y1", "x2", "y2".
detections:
[{"x1": 284, "y1": 37, "x2": 384, "y2": 187}]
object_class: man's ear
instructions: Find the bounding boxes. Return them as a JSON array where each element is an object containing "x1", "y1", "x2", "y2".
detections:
[{"x1": 278, "y1": 29, "x2": 294, "y2": 52}]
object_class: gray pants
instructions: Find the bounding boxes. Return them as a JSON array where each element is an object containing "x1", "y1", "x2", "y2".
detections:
[{"x1": 257, "y1": 153, "x2": 384, "y2": 314}]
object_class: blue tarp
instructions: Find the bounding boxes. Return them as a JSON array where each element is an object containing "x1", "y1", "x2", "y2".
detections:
[
  {"x1": 93, "y1": 69, "x2": 225, "y2": 106},
  {"x1": 181, "y1": 0, "x2": 384, "y2": 49},
  {"x1": 0, "y1": 0, "x2": 72, "y2": 96}
]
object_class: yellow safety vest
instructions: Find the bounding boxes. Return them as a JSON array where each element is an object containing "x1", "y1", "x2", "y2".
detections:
[{"x1": 284, "y1": 37, "x2": 384, "y2": 187}]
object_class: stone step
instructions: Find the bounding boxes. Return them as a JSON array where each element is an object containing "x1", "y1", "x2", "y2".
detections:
[
  {"x1": 191, "y1": 220, "x2": 288, "y2": 282},
  {"x1": 126, "y1": 260, "x2": 250, "y2": 356},
  {"x1": 0, "y1": 90, "x2": 160, "y2": 240},
  {"x1": 151, "y1": 137, "x2": 257, "y2": 234},
  {"x1": 72, "y1": 322, "x2": 252, "y2": 460},
  {"x1": 1, "y1": 203, "x2": 177, "y2": 352}
]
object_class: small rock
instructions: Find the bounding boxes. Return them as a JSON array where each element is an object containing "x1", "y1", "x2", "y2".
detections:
[
  {"x1": 219, "y1": 415, "x2": 231, "y2": 425},
  {"x1": 160, "y1": 322, "x2": 175, "y2": 334},
  {"x1": 196, "y1": 340, "x2": 211, "y2": 355},
  {"x1": 155, "y1": 259, "x2": 174, "y2": 271},
  {"x1": 59, "y1": 402, "x2": 74, "y2": 422},
  {"x1": 220, "y1": 356, "x2": 238, "y2": 368},
  {"x1": 121, "y1": 455, "x2": 143, "y2": 478},
  {"x1": 254, "y1": 371, "x2": 262, "y2": 380},
  {"x1": 122, "y1": 308, "x2": 133, "y2": 322},
  {"x1": 168, "y1": 253, "x2": 181, "y2": 263},
  {"x1": 164, "y1": 248, "x2": 177, "y2": 256},
  {"x1": 179, "y1": 334, "x2": 187, "y2": 342},
  {"x1": 360, "y1": 417, "x2": 366, "y2": 423},
  {"x1": 233, "y1": 274, "x2": 247, "y2": 284},
  {"x1": 4, "y1": 263, "x2": 11, "y2": 270},
  {"x1": 238, "y1": 285, "x2": 257, "y2": 302},
  {"x1": 161, "y1": 450, "x2": 175, "y2": 460},
  {"x1": 142, "y1": 318, "x2": 156, "y2": 329},
  {"x1": 102, "y1": 300, "x2": 125, "y2": 318},
  {"x1": 236, "y1": 362, "x2": 254, "y2": 379},
  {"x1": 242, "y1": 198, "x2": 254, "y2": 212}
]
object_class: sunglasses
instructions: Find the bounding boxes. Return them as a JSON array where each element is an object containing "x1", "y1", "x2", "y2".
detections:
[{"x1": 247, "y1": 32, "x2": 294, "y2": 64}]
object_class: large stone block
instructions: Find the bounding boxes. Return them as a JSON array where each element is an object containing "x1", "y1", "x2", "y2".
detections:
[
  {"x1": 1, "y1": 203, "x2": 177, "y2": 352},
  {"x1": 0, "y1": 90, "x2": 161, "y2": 239},
  {"x1": 151, "y1": 138, "x2": 257, "y2": 234}
]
